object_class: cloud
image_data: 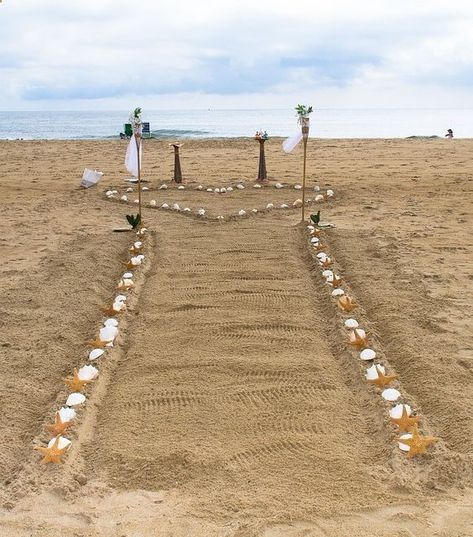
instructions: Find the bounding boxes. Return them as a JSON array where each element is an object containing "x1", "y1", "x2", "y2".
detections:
[{"x1": 1, "y1": 0, "x2": 473, "y2": 108}]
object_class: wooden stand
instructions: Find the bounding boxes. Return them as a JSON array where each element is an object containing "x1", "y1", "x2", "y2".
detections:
[
  {"x1": 257, "y1": 138, "x2": 267, "y2": 182},
  {"x1": 172, "y1": 143, "x2": 183, "y2": 183}
]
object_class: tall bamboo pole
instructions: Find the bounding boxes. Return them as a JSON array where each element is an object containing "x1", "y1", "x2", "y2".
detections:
[
  {"x1": 135, "y1": 133, "x2": 142, "y2": 225},
  {"x1": 301, "y1": 118, "x2": 310, "y2": 222}
]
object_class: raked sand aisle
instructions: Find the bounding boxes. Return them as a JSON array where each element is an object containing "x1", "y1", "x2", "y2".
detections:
[{"x1": 87, "y1": 213, "x2": 397, "y2": 520}]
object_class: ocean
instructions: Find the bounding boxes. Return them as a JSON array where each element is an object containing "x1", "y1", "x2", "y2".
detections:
[{"x1": 0, "y1": 108, "x2": 472, "y2": 140}]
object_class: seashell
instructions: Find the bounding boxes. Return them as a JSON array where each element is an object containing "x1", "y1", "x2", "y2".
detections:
[
  {"x1": 134, "y1": 241, "x2": 142, "y2": 249},
  {"x1": 117, "y1": 278, "x2": 134, "y2": 290},
  {"x1": 390, "y1": 404, "x2": 412, "y2": 420},
  {"x1": 382, "y1": 388, "x2": 401, "y2": 402},
  {"x1": 115, "y1": 294, "x2": 127, "y2": 302},
  {"x1": 105, "y1": 190, "x2": 114, "y2": 197},
  {"x1": 360, "y1": 348, "x2": 376, "y2": 360},
  {"x1": 253, "y1": 184, "x2": 262, "y2": 189},
  {"x1": 47, "y1": 436, "x2": 71, "y2": 450},
  {"x1": 322, "y1": 269, "x2": 333, "y2": 278},
  {"x1": 66, "y1": 392, "x2": 86, "y2": 406},
  {"x1": 266, "y1": 203, "x2": 274, "y2": 209},
  {"x1": 316, "y1": 252, "x2": 327, "y2": 260},
  {"x1": 220, "y1": 187, "x2": 227, "y2": 193},
  {"x1": 326, "y1": 189, "x2": 334, "y2": 197},
  {"x1": 177, "y1": 185, "x2": 185, "y2": 190},
  {"x1": 311, "y1": 237, "x2": 319, "y2": 244},
  {"x1": 331, "y1": 288, "x2": 345, "y2": 297},
  {"x1": 183, "y1": 207, "x2": 191, "y2": 212},
  {"x1": 100, "y1": 325, "x2": 118, "y2": 342},
  {"x1": 58, "y1": 407, "x2": 76, "y2": 423},
  {"x1": 320, "y1": 257, "x2": 332, "y2": 267},
  {"x1": 129, "y1": 256, "x2": 142, "y2": 266},
  {"x1": 196, "y1": 185, "x2": 203, "y2": 190},
  {"x1": 294, "y1": 184, "x2": 302, "y2": 190},
  {"x1": 306, "y1": 198, "x2": 312, "y2": 203},
  {"x1": 365, "y1": 364, "x2": 386, "y2": 380},
  {"x1": 78, "y1": 365, "x2": 98, "y2": 381},
  {"x1": 120, "y1": 195, "x2": 128, "y2": 201},
  {"x1": 149, "y1": 200, "x2": 157, "y2": 206},
  {"x1": 238, "y1": 209, "x2": 246, "y2": 216},
  {"x1": 197, "y1": 208, "x2": 205, "y2": 216},
  {"x1": 217, "y1": 215, "x2": 224, "y2": 220},
  {"x1": 275, "y1": 183, "x2": 284, "y2": 189},
  {"x1": 344, "y1": 318, "x2": 359, "y2": 329},
  {"x1": 126, "y1": 187, "x2": 133, "y2": 192},
  {"x1": 206, "y1": 188, "x2": 213, "y2": 192},
  {"x1": 137, "y1": 227, "x2": 147, "y2": 235},
  {"x1": 307, "y1": 225, "x2": 315, "y2": 232},
  {"x1": 327, "y1": 274, "x2": 343, "y2": 287},
  {"x1": 280, "y1": 203, "x2": 289, "y2": 208},
  {"x1": 104, "y1": 318, "x2": 119, "y2": 327},
  {"x1": 172, "y1": 203, "x2": 180, "y2": 211},
  {"x1": 252, "y1": 209, "x2": 258, "y2": 213},
  {"x1": 89, "y1": 348, "x2": 105, "y2": 361},
  {"x1": 293, "y1": 199, "x2": 303, "y2": 208},
  {"x1": 142, "y1": 186, "x2": 149, "y2": 191},
  {"x1": 161, "y1": 203, "x2": 169, "y2": 209},
  {"x1": 236, "y1": 184, "x2": 245, "y2": 190},
  {"x1": 227, "y1": 186, "x2": 233, "y2": 192},
  {"x1": 123, "y1": 272, "x2": 133, "y2": 279},
  {"x1": 134, "y1": 199, "x2": 139, "y2": 204},
  {"x1": 159, "y1": 184, "x2": 168, "y2": 189},
  {"x1": 214, "y1": 188, "x2": 220, "y2": 193},
  {"x1": 314, "y1": 186, "x2": 321, "y2": 192},
  {"x1": 338, "y1": 295, "x2": 356, "y2": 312},
  {"x1": 398, "y1": 433, "x2": 413, "y2": 452},
  {"x1": 315, "y1": 194, "x2": 324, "y2": 202},
  {"x1": 348, "y1": 328, "x2": 368, "y2": 350}
]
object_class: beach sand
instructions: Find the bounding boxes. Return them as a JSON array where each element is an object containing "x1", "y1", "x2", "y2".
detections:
[{"x1": 0, "y1": 138, "x2": 472, "y2": 536}]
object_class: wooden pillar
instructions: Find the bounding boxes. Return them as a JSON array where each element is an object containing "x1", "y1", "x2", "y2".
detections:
[
  {"x1": 172, "y1": 143, "x2": 182, "y2": 183},
  {"x1": 257, "y1": 138, "x2": 267, "y2": 182}
]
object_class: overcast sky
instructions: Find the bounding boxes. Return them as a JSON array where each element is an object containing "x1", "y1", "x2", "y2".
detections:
[{"x1": 1, "y1": 0, "x2": 473, "y2": 110}]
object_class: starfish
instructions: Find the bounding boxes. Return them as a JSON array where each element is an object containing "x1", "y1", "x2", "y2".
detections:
[
  {"x1": 85, "y1": 337, "x2": 110, "y2": 348},
  {"x1": 117, "y1": 281, "x2": 134, "y2": 291},
  {"x1": 329, "y1": 275, "x2": 343, "y2": 288},
  {"x1": 64, "y1": 368, "x2": 91, "y2": 392},
  {"x1": 348, "y1": 328, "x2": 369, "y2": 350},
  {"x1": 310, "y1": 229, "x2": 321, "y2": 237},
  {"x1": 313, "y1": 242, "x2": 327, "y2": 251},
  {"x1": 46, "y1": 411, "x2": 73, "y2": 436},
  {"x1": 320, "y1": 258, "x2": 332, "y2": 268},
  {"x1": 101, "y1": 305, "x2": 123, "y2": 316},
  {"x1": 129, "y1": 246, "x2": 142, "y2": 255},
  {"x1": 367, "y1": 365, "x2": 397, "y2": 388},
  {"x1": 338, "y1": 295, "x2": 357, "y2": 312},
  {"x1": 401, "y1": 425, "x2": 438, "y2": 457},
  {"x1": 34, "y1": 436, "x2": 69, "y2": 464},
  {"x1": 392, "y1": 406, "x2": 420, "y2": 431}
]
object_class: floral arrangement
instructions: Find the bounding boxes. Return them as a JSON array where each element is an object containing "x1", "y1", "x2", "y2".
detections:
[
  {"x1": 255, "y1": 130, "x2": 269, "y2": 140},
  {"x1": 129, "y1": 107, "x2": 142, "y2": 134},
  {"x1": 295, "y1": 104, "x2": 313, "y2": 124}
]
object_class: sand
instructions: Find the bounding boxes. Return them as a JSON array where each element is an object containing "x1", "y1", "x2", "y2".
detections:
[{"x1": 0, "y1": 138, "x2": 472, "y2": 536}]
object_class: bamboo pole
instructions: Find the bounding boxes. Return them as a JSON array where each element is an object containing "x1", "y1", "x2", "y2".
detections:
[
  {"x1": 301, "y1": 118, "x2": 310, "y2": 222},
  {"x1": 135, "y1": 133, "x2": 142, "y2": 225}
]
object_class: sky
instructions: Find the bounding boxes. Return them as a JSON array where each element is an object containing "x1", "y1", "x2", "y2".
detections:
[{"x1": 1, "y1": 0, "x2": 473, "y2": 110}]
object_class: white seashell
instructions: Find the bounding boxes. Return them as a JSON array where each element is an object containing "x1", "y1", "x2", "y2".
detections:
[
  {"x1": 314, "y1": 185, "x2": 321, "y2": 192},
  {"x1": 214, "y1": 188, "x2": 220, "y2": 193},
  {"x1": 307, "y1": 225, "x2": 315, "y2": 231},
  {"x1": 310, "y1": 237, "x2": 319, "y2": 244},
  {"x1": 275, "y1": 183, "x2": 284, "y2": 189},
  {"x1": 252, "y1": 209, "x2": 258, "y2": 213},
  {"x1": 238, "y1": 209, "x2": 246, "y2": 216},
  {"x1": 266, "y1": 203, "x2": 274, "y2": 209},
  {"x1": 196, "y1": 185, "x2": 203, "y2": 190},
  {"x1": 315, "y1": 194, "x2": 324, "y2": 202},
  {"x1": 236, "y1": 184, "x2": 245, "y2": 190},
  {"x1": 183, "y1": 207, "x2": 191, "y2": 212},
  {"x1": 159, "y1": 184, "x2": 168, "y2": 189},
  {"x1": 360, "y1": 348, "x2": 376, "y2": 361},
  {"x1": 111, "y1": 190, "x2": 118, "y2": 195},
  {"x1": 47, "y1": 436, "x2": 71, "y2": 450},
  {"x1": 136, "y1": 254, "x2": 144, "y2": 261},
  {"x1": 126, "y1": 187, "x2": 133, "y2": 193},
  {"x1": 293, "y1": 199, "x2": 303, "y2": 208},
  {"x1": 227, "y1": 186, "x2": 233, "y2": 191},
  {"x1": 217, "y1": 215, "x2": 224, "y2": 220},
  {"x1": 331, "y1": 288, "x2": 345, "y2": 297},
  {"x1": 306, "y1": 198, "x2": 312, "y2": 203},
  {"x1": 177, "y1": 185, "x2": 185, "y2": 190},
  {"x1": 253, "y1": 184, "x2": 262, "y2": 189},
  {"x1": 398, "y1": 433, "x2": 413, "y2": 452},
  {"x1": 89, "y1": 348, "x2": 105, "y2": 361},
  {"x1": 138, "y1": 227, "x2": 147, "y2": 234},
  {"x1": 161, "y1": 203, "x2": 169, "y2": 209},
  {"x1": 382, "y1": 388, "x2": 401, "y2": 402},
  {"x1": 316, "y1": 252, "x2": 327, "y2": 260},
  {"x1": 197, "y1": 208, "x2": 205, "y2": 216},
  {"x1": 142, "y1": 186, "x2": 149, "y2": 191},
  {"x1": 134, "y1": 199, "x2": 139, "y2": 204},
  {"x1": 206, "y1": 188, "x2": 213, "y2": 192},
  {"x1": 105, "y1": 190, "x2": 113, "y2": 197},
  {"x1": 220, "y1": 187, "x2": 227, "y2": 193},
  {"x1": 344, "y1": 318, "x2": 359, "y2": 329},
  {"x1": 172, "y1": 203, "x2": 180, "y2": 211},
  {"x1": 326, "y1": 189, "x2": 334, "y2": 197},
  {"x1": 130, "y1": 256, "x2": 141, "y2": 266},
  {"x1": 294, "y1": 184, "x2": 302, "y2": 190},
  {"x1": 58, "y1": 407, "x2": 76, "y2": 423},
  {"x1": 280, "y1": 203, "x2": 289, "y2": 208},
  {"x1": 66, "y1": 392, "x2": 86, "y2": 406},
  {"x1": 104, "y1": 318, "x2": 119, "y2": 327},
  {"x1": 134, "y1": 241, "x2": 142, "y2": 249},
  {"x1": 100, "y1": 325, "x2": 118, "y2": 342},
  {"x1": 149, "y1": 199, "x2": 157, "y2": 206},
  {"x1": 365, "y1": 364, "x2": 386, "y2": 380},
  {"x1": 78, "y1": 365, "x2": 98, "y2": 381},
  {"x1": 123, "y1": 272, "x2": 133, "y2": 279},
  {"x1": 120, "y1": 195, "x2": 128, "y2": 201},
  {"x1": 322, "y1": 269, "x2": 333, "y2": 278},
  {"x1": 390, "y1": 404, "x2": 412, "y2": 420}
]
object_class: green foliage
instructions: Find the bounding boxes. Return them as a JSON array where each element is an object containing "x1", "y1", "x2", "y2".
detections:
[
  {"x1": 295, "y1": 104, "x2": 313, "y2": 117},
  {"x1": 126, "y1": 213, "x2": 141, "y2": 229},
  {"x1": 310, "y1": 211, "x2": 321, "y2": 226},
  {"x1": 133, "y1": 107, "x2": 142, "y2": 119}
]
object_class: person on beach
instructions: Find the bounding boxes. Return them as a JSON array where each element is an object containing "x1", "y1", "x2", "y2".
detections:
[{"x1": 445, "y1": 129, "x2": 453, "y2": 139}]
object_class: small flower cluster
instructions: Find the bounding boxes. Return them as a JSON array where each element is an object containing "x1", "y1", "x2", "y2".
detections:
[{"x1": 254, "y1": 130, "x2": 269, "y2": 140}]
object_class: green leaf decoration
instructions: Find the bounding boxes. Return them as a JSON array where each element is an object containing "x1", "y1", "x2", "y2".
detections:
[
  {"x1": 126, "y1": 213, "x2": 141, "y2": 229},
  {"x1": 310, "y1": 211, "x2": 321, "y2": 226}
]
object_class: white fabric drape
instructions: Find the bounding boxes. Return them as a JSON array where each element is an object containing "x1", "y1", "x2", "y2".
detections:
[
  {"x1": 282, "y1": 131, "x2": 303, "y2": 153},
  {"x1": 125, "y1": 135, "x2": 142, "y2": 177}
]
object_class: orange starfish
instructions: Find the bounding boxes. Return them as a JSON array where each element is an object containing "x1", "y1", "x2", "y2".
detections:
[
  {"x1": 320, "y1": 258, "x2": 332, "y2": 268},
  {"x1": 310, "y1": 229, "x2": 321, "y2": 237},
  {"x1": 401, "y1": 425, "x2": 438, "y2": 457},
  {"x1": 392, "y1": 406, "x2": 420, "y2": 431},
  {"x1": 348, "y1": 328, "x2": 369, "y2": 350},
  {"x1": 129, "y1": 246, "x2": 142, "y2": 255},
  {"x1": 46, "y1": 411, "x2": 73, "y2": 436},
  {"x1": 64, "y1": 368, "x2": 91, "y2": 392},
  {"x1": 85, "y1": 337, "x2": 109, "y2": 348},
  {"x1": 313, "y1": 242, "x2": 327, "y2": 251},
  {"x1": 122, "y1": 260, "x2": 136, "y2": 270},
  {"x1": 338, "y1": 296, "x2": 356, "y2": 312},
  {"x1": 367, "y1": 365, "x2": 397, "y2": 388},
  {"x1": 329, "y1": 275, "x2": 343, "y2": 288},
  {"x1": 34, "y1": 436, "x2": 69, "y2": 464},
  {"x1": 101, "y1": 305, "x2": 123, "y2": 316}
]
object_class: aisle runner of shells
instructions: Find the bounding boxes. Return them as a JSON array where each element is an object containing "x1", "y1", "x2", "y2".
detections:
[
  {"x1": 33, "y1": 229, "x2": 149, "y2": 464},
  {"x1": 306, "y1": 224, "x2": 438, "y2": 457},
  {"x1": 105, "y1": 181, "x2": 335, "y2": 219}
]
